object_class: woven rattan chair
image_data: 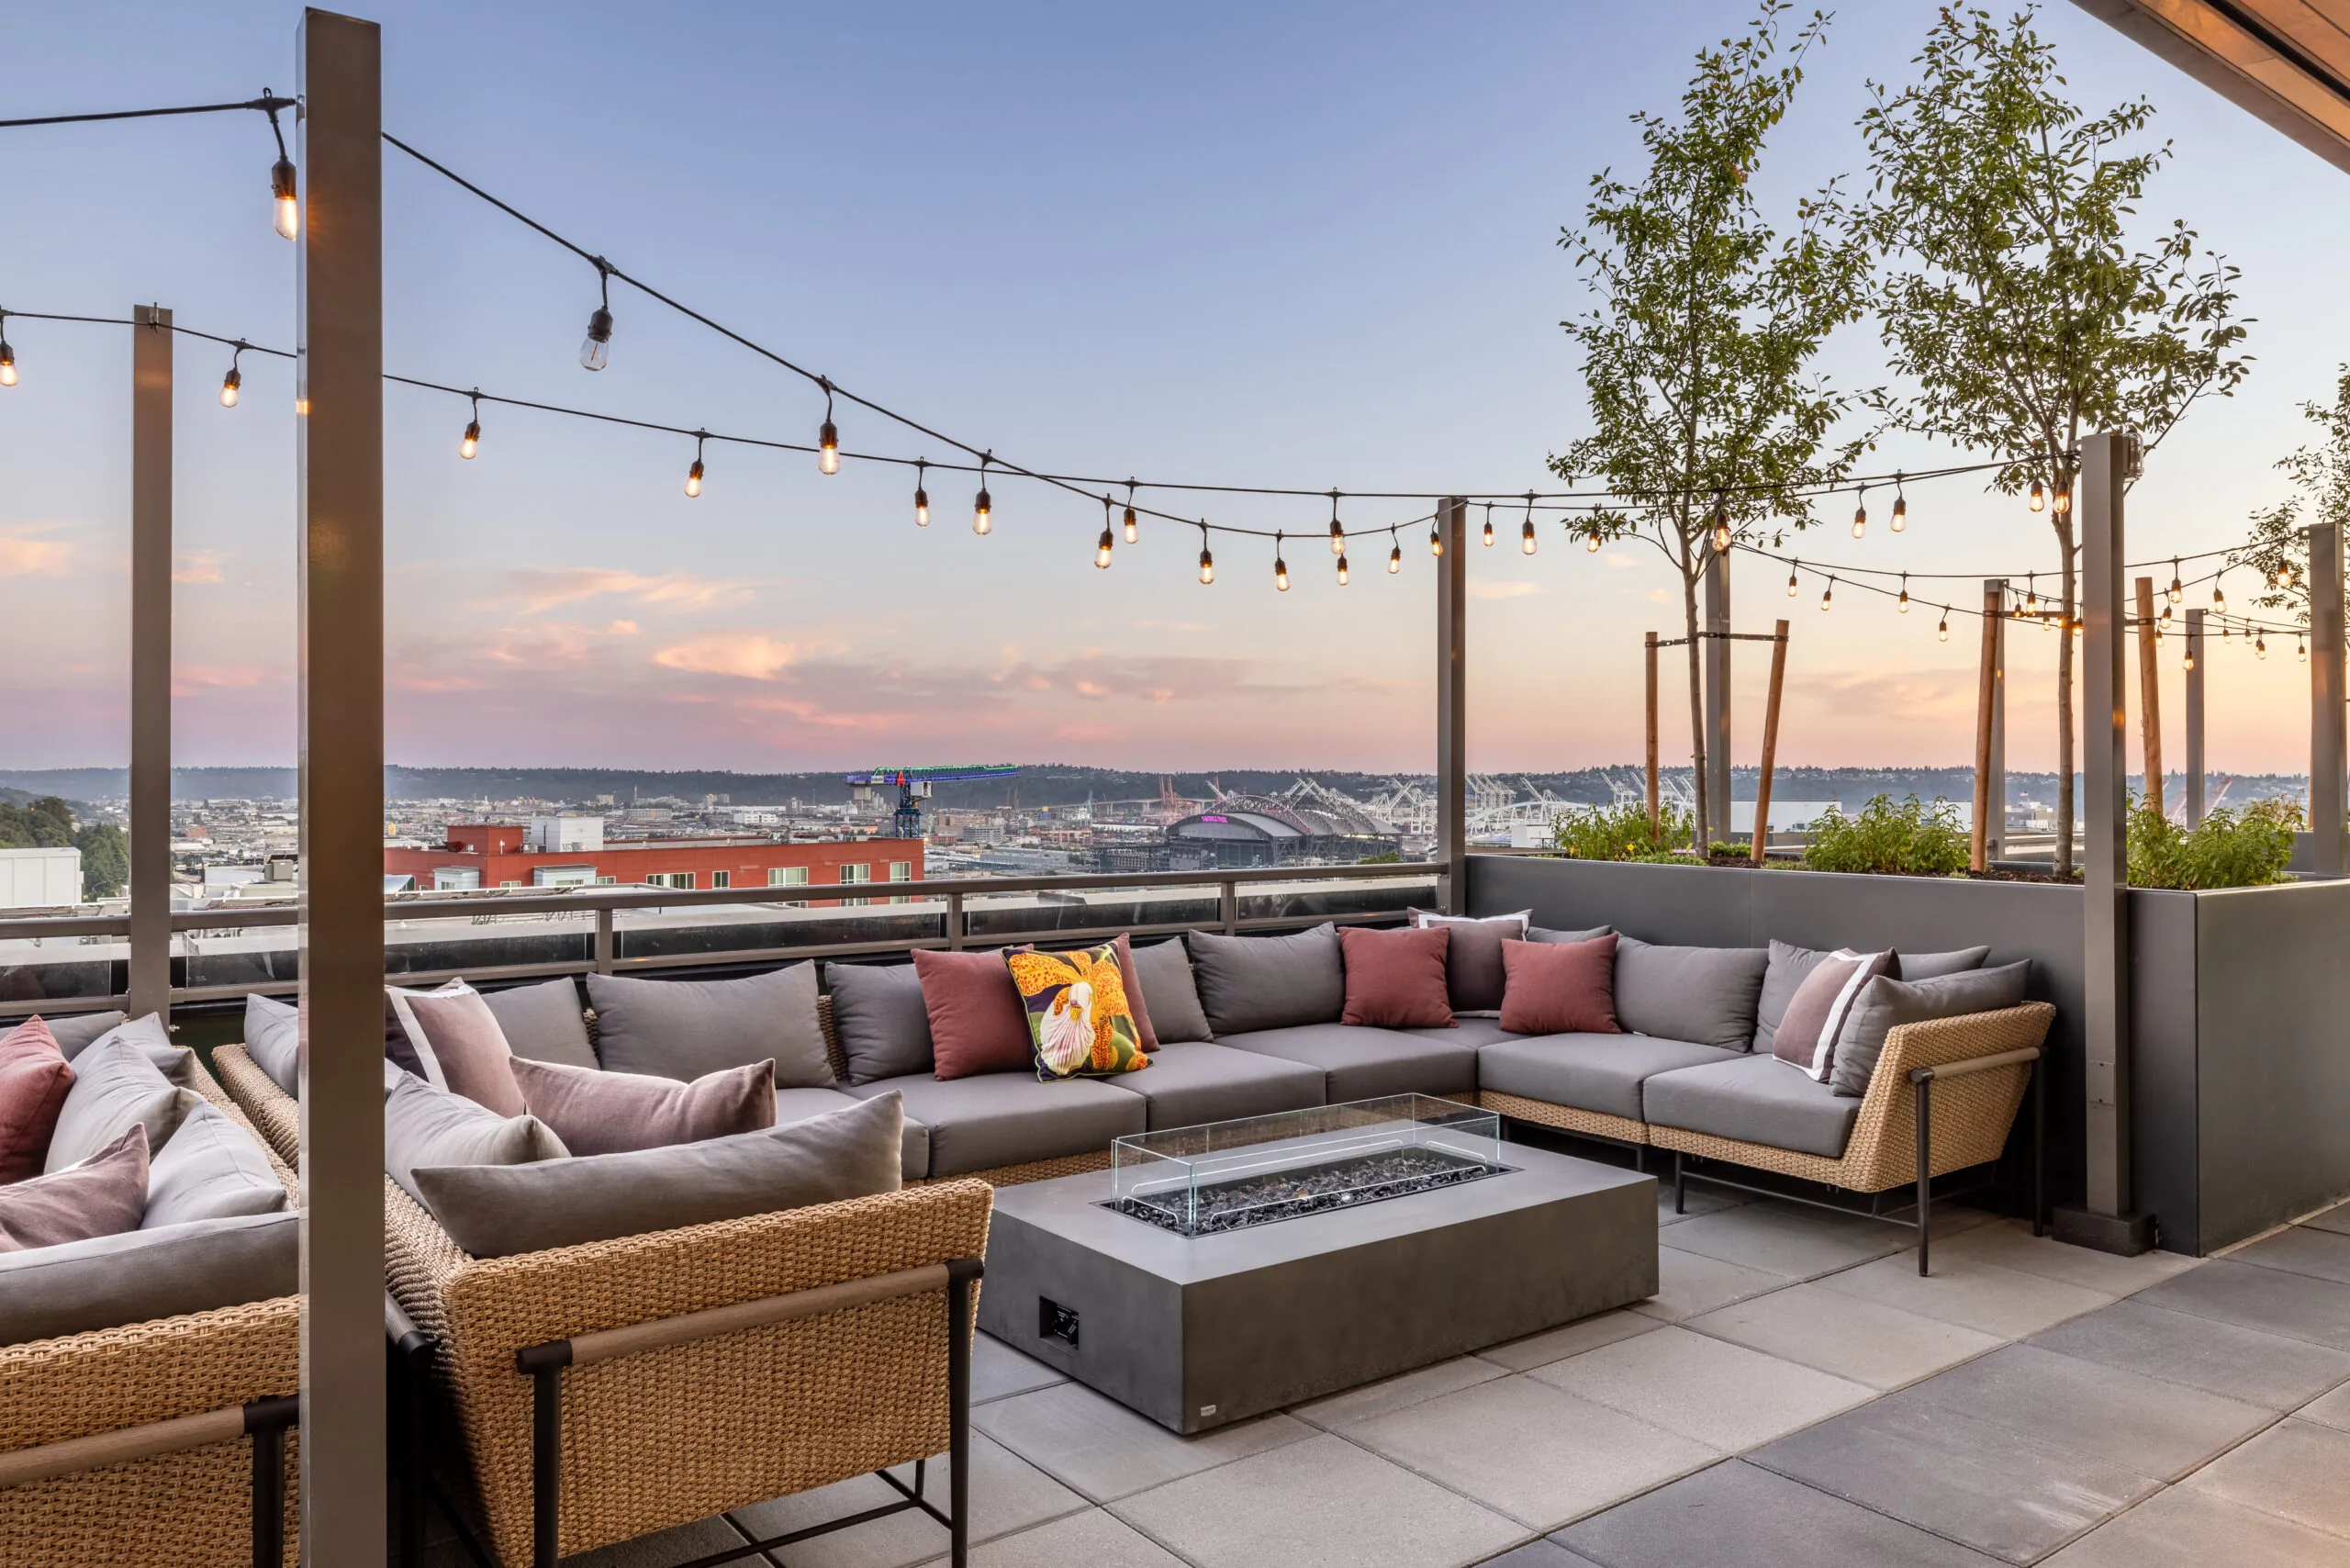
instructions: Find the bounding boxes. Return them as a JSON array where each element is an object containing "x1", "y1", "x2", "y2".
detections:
[
  {"x1": 0, "y1": 1054, "x2": 303, "y2": 1568},
  {"x1": 1649, "y1": 1002, "x2": 2056, "y2": 1275}
]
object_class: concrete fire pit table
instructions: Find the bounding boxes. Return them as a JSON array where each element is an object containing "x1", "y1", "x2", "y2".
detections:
[{"x1": 979, "y1": 1094, "x2": 1658, "y2": 1433}]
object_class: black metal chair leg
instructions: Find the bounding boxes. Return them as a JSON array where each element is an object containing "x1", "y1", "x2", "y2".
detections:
[
  {"x1": 1915, "y1": 1075, "x2": 1934, "y2": 1277},
  {"x1": 1673, "y1": 1150, "x2": 1686, "y2": 1215},
  {"x1": 2031, "y1": 1058, "x2": 2046, "y2": 1238},
  {"x1": 946, "y1": 1258, "x2": 980, "y2": 1568},
  {"x1": 532, "y1": 1363, "x2": 562, "y2": 1568},
  {"x1": 244, "y1": 1395, "x2": 297, "y2": 1568}
]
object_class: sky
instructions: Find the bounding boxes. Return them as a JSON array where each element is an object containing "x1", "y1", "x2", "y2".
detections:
[{"x1": 3, "y1": 1, "x2": 2348, "y2": 779}]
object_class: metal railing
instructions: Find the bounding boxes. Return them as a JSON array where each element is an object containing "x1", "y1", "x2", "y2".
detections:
[{"x1": 0, "y1": 861, "x2": 1446, "y2": 1019}]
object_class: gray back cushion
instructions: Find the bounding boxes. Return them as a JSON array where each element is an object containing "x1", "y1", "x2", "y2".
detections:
[
  {"x1": 76, "y1": 1014, "x2": 196, "y2": 1084},
  {"x1": 45, "y1": 1038, "x2": 197, "y2": 1173},
  {"x1": 244, "y1": 993, "x2": 302, "y2": 1094},
  {"x1": 1186, "y1": 924, "x2": 1346, "y2": 1036},
  {"x1": 586, "y1": 964, "x2": 832, "y2": 1088},
  {"x1": 2, "y1": 1011, "x2": 129, "y2": 1058},
  {"x1": 412, "y1": 1091, "x2": 904, "y2": 1259},
  {"x1": 1754, "y1": 941, "x2": 1992, "y2": 1056},
  {"x1": 382, "y1": 1066, "x2": 568, "y2": 1204},
  {"x1": 1131, "y1": 938, "x2": 1213, "y2": 1044},
  {"x1": 479, "y1": 978, "x2": 598, "y2": 1070},
  {"x1": 1528, "y1": 924, "x2": 1613, "y2": 945},
  {"x1": 1612, "y1": 936, "x2": 1769, "y2": 1049},
  {"x1": 1830, "y1": 961, "x2": 2032, "y2": 1098},
  {"x1": 142, "y1": 1101, "x2": 288, "y2": 1229},
  {"x1": 0, "y1": 1210, "x2": 299, "y2": 1346},
  {"x1": 824, "y1": 962, "x2": 934, "y2": 1084}
]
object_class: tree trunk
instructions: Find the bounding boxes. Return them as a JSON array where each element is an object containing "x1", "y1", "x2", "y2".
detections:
[
  {"x1": 1682, "y1": 549, "x2": 1708, "y2": 854},
  {"x1": 2054, "y1": 518, "x2": 2077, "y2": 879}
]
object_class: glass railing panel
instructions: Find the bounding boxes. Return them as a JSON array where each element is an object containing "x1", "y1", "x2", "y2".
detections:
[
  {"x1": 960, "y1": 884, "x2": 1221, "y2": 944},
  {"x1": 610, "y1": 894, "x2": 946, "y2": 964}
]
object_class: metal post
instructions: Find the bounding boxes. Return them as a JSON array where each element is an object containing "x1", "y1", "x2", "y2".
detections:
[
  {"x1": 2310, "y1": 522, "x2": 2346, "y2": 872},
  {"x1": 2055, "y1": 431, "x2": 2153, "y2": 1256},
  {"x1": 1643, "y1": 632, "x2": 1660, "y2": 834},
  {"x1": 1435, "y1": 498, "x2": 1467, "y2": 910},
  {"x1": 2135, "y1": 577, "x2": 2164, "y2": 815},
  {"x1": 946, "y1": 1257, "x2": 980, "y2": 1568},
  {"x1": 297, "y1": 9, "x2": 389, "y2": 1558},
  {"x1": 1703, "y1": 545, "x2": 1730, "y2": 846},
  {"x1": 128, "y1": 306, "x2": 173, "y2": 1020},
  {"x1": 593, "y1": 906, "x2": 614, "y2": 972},
  {"x1": 2185, "y1": 608, "x2": 2206, "y2": 827},
  {"x1": 531, "y1": 1366, "x2": 562, "y2": 1568},
  {"x1": 1986, "y1": 579, "x2": 2007, "y2": 860},
  {"x1": 1972, "y1": 586, "x2": 1999, "y2": 873}
]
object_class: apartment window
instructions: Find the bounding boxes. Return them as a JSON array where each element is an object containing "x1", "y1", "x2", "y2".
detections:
[
  {"x1": 712, "y1": 870, "x2": 731, "y2": 890},
  {"x1": 596, "y1": 876, "x2": 617, "y2": 885},
  {"x1": 651, "y1": 871, "x2": 694, "y2": 890},
  {"x1": 768, "y1": 866, "x2": 810, "y2": 888},
  {"x1": 839, "y1": 864, "x2": 871, "y2": 884},
  {"x1": 888, "y1": 862, "x2": 912, "y2": 881},
  {"x1": 498, "y1": 879, "x2": 522, "y2": 890}
]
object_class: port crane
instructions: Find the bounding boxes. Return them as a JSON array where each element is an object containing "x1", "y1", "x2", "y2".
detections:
[{"x1": 843, "y1": 766, "x2": 1022, "y2": 840}]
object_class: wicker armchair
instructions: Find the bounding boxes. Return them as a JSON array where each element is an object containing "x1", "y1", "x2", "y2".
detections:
[
  {"x1": 1650, "y1": 1002, "x2": 2056, "y2": 1274},
  {"x1": 0, "y1": 1056, "x2": 303, "y2": 1568}
]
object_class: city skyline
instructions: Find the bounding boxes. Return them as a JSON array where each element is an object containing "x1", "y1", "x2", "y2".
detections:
[{"x1": 6, "y1": 2, "x2": 2349, "y2": 775}]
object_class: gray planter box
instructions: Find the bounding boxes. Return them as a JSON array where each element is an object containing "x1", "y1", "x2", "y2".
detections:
[{"x1": 1466, "y1": 855, "x2": 2350, "y2": 1255}]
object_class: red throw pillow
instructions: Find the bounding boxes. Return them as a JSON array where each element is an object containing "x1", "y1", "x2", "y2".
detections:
[
  {"x1": 0, "y1": 1124, "x2": 149, "y2": 1251},
  {"x1": 406, "y1": 988, "x2": 528, "y2": 1118},
  {"x1": 1339, "y1": 925, "x2": 1455, "y2": 1029},
  {"x1": 913, "y1": 949, "x2": 1036, "y2": 1080},
  {"x1": 509, "y1": 1056, "x2": 775, "y2": 1156},
  {"x1": 0, "y1": 1016, "x2": 77, "y2": 1183},
  {"x1": 1498, "y1": 935, "x2": 1621, "y2": 1035}
]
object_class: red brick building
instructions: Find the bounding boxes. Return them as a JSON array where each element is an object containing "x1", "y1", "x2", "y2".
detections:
[{"x1": 385, "y1": 823, "x2": 922, "y2": 895}]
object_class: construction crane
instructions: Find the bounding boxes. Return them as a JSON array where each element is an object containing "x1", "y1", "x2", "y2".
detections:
[{"x1": 842, "y1": 766, "x2": 1022, "y2": 840}]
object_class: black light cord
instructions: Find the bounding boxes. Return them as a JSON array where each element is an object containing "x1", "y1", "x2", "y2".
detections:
[{"x1": 0, "y1": 93, "x2": 295, "y2": 130}]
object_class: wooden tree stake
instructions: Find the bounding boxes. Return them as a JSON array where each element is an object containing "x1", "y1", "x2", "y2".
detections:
[
  {"x1": 1751, "y1": 621, "x2": 1788, "y2": 865},
  {"x1": 2135, "y1": 576, "x2": 2164, "y2": 815},
  {"x1": 1972, "y1": 586, "x2": 1999, "y2": 871}
]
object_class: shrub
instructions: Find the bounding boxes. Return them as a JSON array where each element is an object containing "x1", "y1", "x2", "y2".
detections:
[
  {"x1": 1801, "y1": 794, "x2": 1969, "y2": 876},
  {"x1": 2127, "y1": 795, "x2": 2301, "y2": 889},
  {"x1": 1553, "y1": 800, "x2": 1695, "y2": 861}
]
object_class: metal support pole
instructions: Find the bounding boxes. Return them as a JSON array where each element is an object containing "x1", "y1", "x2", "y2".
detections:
[
  {"x1": 2185, "y1": 609, "x2": 2206, "y2": 827},
  {"x1": 2056, "y1": 431, "x2": 2153, "y2": 1256},
  {"x1": 297, "y1": 9, "x2": 389, "y2": 1558},
  {"x1": 1643, "y1": 632, "x2": 1660, "y2": 834},
  {"x1": 946, "y1": 1257, "x2": 981, "y2": 1568},
  {"x1": 1914, "y1": 1074, "x2": 1934, "y2": 1277},
  {"x1": 1703, "y1": 546, "x2": 1730, "y2": 846},
  {"x1": 1972, "y1": 586, "x2": 1999, "y2": 873},
  {"x1": 1986, "y1": 579, "x2": 2007, "y2": 860},
  {"x1": 2310, "y1": 522, "x2": 2346, "y2": 872},
  {"x1": 2135, "y1": 577, "x2": 2165, "y2": 815},
  {"x1": 128, "y1": 305, "x2": 173, "y2": 1019},
  {"x1": 531, "y1": 1365, "x2": 562, "y2": 1568},
  {"x1": 1435, "y1": 498, "x2": 1467, "y2": 911}
]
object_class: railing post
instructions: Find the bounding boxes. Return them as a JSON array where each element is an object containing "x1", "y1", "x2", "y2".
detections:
[
  {"x1": 1986, "y1": 578, "x2": 2007, "y2": 860},
  {"x1": 128, "y1": 305, "x2": 173, "y2": 1020},
  {"x1": 592, "y1": 906, "x2": 614, "y2": 974},
  {"x1": 1219, "y1": 877, "x2": 1239, "y2": 935},
  {"x1": 2309, "y1": 521, "x2": 2345, "y2": 872},
  {"x1": 2185, "y1": 607, "x2": 2206, "y2": 827},
  {"x1": 1435, "y1": 498, "x2": 1468, "y2": 910},
  {"x1": 296, "y1": 9, "x2": 389, "y2": 1559},
  {"x1": 946, "y1": 890, "x2": 966, "y2": 951}
]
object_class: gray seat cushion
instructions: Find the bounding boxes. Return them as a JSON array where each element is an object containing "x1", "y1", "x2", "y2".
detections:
[
  {"x1": 586, "y1": 964, "x2": 833, "y2": 1088},
  {"x1": 1186, "y1": 924, "x2": 1345, "y2": 1036},
  {"x1": 1100, "y1": 1042, "x2": 1326, "y2": 1130},
  {"x1": 0, "y1": 1210, "x2": 299, "y2": 1346},
  {"x1": 1410, "y1": 1017, "x2": 1518, "y2": 1050},
  {"x1": 141, "y1": 1102, "x2": 288, "y2": 1229},
  {"x1": 1219, "y1": 1024, "x2": 1478, "y2": 1103},
  {"x1": 841, "y1": 1072, "x2": 1146, "y2": 1177},
  {"x1": 775, "y1": 1084, "x2": 929, "y2": 1180},
  {"x1": 479, "y1": 977, "x2": 599, "y2": 1070},
  {"x1": 1613, "y1": 937, "x2": 1769, "y2": 1049},
  {"x1": 1478, "y1": 1034, "x2": 1740, "y2": 1122},
  {"x1": 1642, "y1": 1051, "x2": 1863, "y2": 1159}
]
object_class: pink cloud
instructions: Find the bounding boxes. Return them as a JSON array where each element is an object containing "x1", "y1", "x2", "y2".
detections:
[
  {"x1": 490, "y1": 567, "x2": 755, "y2": 616},
  {"x1": 0, "y1": 533, "x2": 71, "y2": 578},
  {"x1": 653, "y1": 633, "x2": 799, "y2": 680},
  {"x1": 172, "y1": 663, "x2": 277, "y2": 695},
  {"x1": 173, "y1": 551, "x2": 225, "y2": 585}
]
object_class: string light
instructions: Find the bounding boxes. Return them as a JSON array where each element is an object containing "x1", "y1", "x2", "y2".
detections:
[
  {"x1": 1482, "y1": 503, "x2": 1494, "y2": 548},
  {"x1": 2029, "y1": 478, "x2": 2045, "y2": 513},
  {"x1": 2275, "y1": 563, "x2": 2292, "y2": 588},
  {"x1": 1198, "y1": 522, "x2": 1214, "y2": 585},
  {"x1": 1124, "y1": 482, "x2": 1139, "y2": 544},
  {"x1": 2212, "y1": 581, "x2": 2225, "y2": 614},
  {"x1": 1938, "y1": 607, "x2": 1950, "y2": 642},
  {"x1": 1388, "y1": 529, "x2": 1402, "y2": 574},
  {"x1": 1274, "y1": 531, "x2": 1290, "y2": 592},
  {"x1": 2300, "y1": 635, "x2": 2309, "y2": 663},
  {"x1": 459, "y1": 390, "x2": 481, "y2": 458},
  {"x1": 817, "y1": 379, "x2": 839, "y2": 475},
  {"x1": 683, "y1": 431, "x2": 706, "y2": 498},
  {"x1": 1337, "y1": 549, "x2": 1350, "y2": 586},
  {"x1": 1429, "y1": 519, "x2": 1443, "y2": 558},
  {"x1": 1095, "y1": 498, "x2": 1114, "y2": 569},
  {"x1": 2167, "y1": 560, "x2": 2182, "y2": 604},
  {"x1": 1821, "y1": 577, "x2": 1834, "y2": 611},
  {"x1": 218, "y1": 342, "x2": 244, "y2": 408},
  {"x1": 1710, "y1": 491, "x2": 1730, "y2": 553},
  {"x1": 1786, "y1": 563, "x2": 1798, "y2": 598},
  {"x1": 1852, "y1": 486, "x2": 1867, "y2": 539},
  {"x1": 1328, "y1": 491, "x2": 1347, "y2": 555},
  {"x1": 579, "y1": 259, "x2": 615, "y2": 372},
  {"x1": 2053, "y1": 479, "x2": 2072, "y2": 516},
  {"x1": 2257, "y1": 633, "x2": 2268, "y2": 659},
  {"x1": 1521, "y1": 492, "x2": 1538, "y2": 555},
  {"x1": 1586, "y1": 526, "x2": 1603, "y2": 553},
  {"x1": 1897, "y1": 573, "x2": 1910, "y2": 613},
  {"x1": 1891, "y1": 474, "x2": 1908, "y2": 532},
  {"x1": 2185, "y1": 644, "x2": 2195, "y2": 670},
  {"x1": 913, "y1": 460, "x2": 929, "y2": 526},
  {"x1": 2025, "y1": 573, "x2": 2037, "y2": 614},
  {"x1": 265, "y1": 96, "x2": 297, "y2": 241},
  {"x1": 0, "y1": 313, "x2": 14, "y2": 386},
  {"x1": 973, "y1": 454, "x2": 993, "y2": 535}
]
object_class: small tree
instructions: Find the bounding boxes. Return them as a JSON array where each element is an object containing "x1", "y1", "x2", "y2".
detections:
[
  {"x1": 74, "y1": 823, "x2": 129, "y2": 902},
  {"x1": 1555, "y1": 0, "x2": 1869, "y2": 848},
  {"x1": 2232, "y1": 365, "x2": 2350, "y2": 629},
  {"x1": 1853, "y1": 6, "x2": 2250, "y2": 876}
]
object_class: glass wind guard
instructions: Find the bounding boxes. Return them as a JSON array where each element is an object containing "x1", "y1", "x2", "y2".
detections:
[{"x1": 1109, "y1": 1093, "x2": 1505, "y2": 1237}]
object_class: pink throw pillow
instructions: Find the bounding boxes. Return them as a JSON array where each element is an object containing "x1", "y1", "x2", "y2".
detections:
[
  {"x1": 0, "y1": 1017, "x2": 77, "y2": 1183},
  {"x1": 1339, "y1": 925, "x2": 1455, "y2": 1029},
  {"x1": 509, "y1": 1056, "x2": 776, "y2": 1156},
  {"x1": 406, "y1": 989, "x2": 529, "y2": 1117},
  {"x1": 1499, "y1": 935, "x2": 1620, "y2": 1036},
  {"x1": 913, "y1": 949, "x2": 1037, "y2": 1080},
  {"x1": 1772, "y1": 949, "x2": 1895, "y2": 1081},
  {"x1": 0, "y1": 1124, "x2": 149, "y2": 1251}
]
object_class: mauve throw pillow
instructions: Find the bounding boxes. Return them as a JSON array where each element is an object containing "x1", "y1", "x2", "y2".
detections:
[
  {"x1": 1771, "y1": 949, "x2": 1895, "y2": 1082},
  {"x1": 1406, "y1": 909, "x2": 1531, "y2": 1014},
  {"x1": 510, "y1": 1055, "x2": 777, "y2": 1156},
  {"x1": 0, "y1": 1124, "x2": 149, "y2": 1252},
  {"x1": 1499, "y1": 935, "x2": 1620, "y2": 1036},
  {"x1": 913, "y1": 949, "x2": 1039, "y2": 1080},
  {"x1": 406, "y1": 988, "x2": 529, "y2": 1117},
  {"x1": 1339, "y1": 925, "x2": 1456, "y2": 1028},
  {"x1": 0, "y1": 1017, "x2": 76, "y2": 1183}
]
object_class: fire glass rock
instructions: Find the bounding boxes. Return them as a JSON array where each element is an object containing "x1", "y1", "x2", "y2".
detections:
[{"x1": 1112, "y1": 1147, "x2": 1498, "y2": 1237}]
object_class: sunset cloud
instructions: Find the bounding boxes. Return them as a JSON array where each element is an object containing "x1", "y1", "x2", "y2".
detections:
[
  {"x1": 653, "y1": 633, "x2": 800, "y2": 680},
  {"x1": 0, "y1": 533, "x2": 71, "y2": 578},
  {"x1": 1469, "y1": 580, "x2": 1541, "y2": 600},
  {"x1": 492, "y1": 567, "x2": 755, "y2": 616},
  {"x1": 173, "y1": 551, "x2": 225, "y2": 585}
]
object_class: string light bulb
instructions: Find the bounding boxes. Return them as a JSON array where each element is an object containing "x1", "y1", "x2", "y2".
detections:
[
  {"x1": 0, "y1": 314, "x2": 15, "y2": 387},
  {"x1": 913, "y1": 460, "x2": 929, "y2": 526},
  {"x1": 973, "y1": 455, "x2": 992, "y2": 535},
  {"x1": 1938, "y1": 608, "x2": 1950, "y2": 642},
  {"x1": 460, "y1": 391, "x2": 482, "y2": 459},
  {"x1": 2212, "y1": 582, "x2": 2226, "y2": 614},
  {"x1": 1852, "y1": 487, "x2": 1867, "y2": 539},
  {"x1": 1586, "y1": 527, "x2": 1602, "y2": 553},
  {"x1": 2029, "y1": 477, "x2": 2045, "y2": 513},
  {"x1": 1337, "y1": 552, "x2": 1350, "y2": 586},
  {"x1": 1710, "y1": 492, "x2": 1730, "y2": 553},
  {"x1": 2300, "y1": 635, "x2": 2309, "y2": 663},
  {"x1": 2275, "y1": 563, "x2": 2292, "y2": 588},
  {"x1": 1521, "y1": 492, "x2": 1538, "y2": 555},
  {"x1": 1388, "y1": 532, "x2": 1402, "y2": 574},
  {"x1": 1095, "y1": 498, "x2": 1114, "y2": 568},
  {"x1": 2053, "y1": 480, "x2": 2072, "y2": 516},
  {"x1": 1821, "y1": 577, "x2": 1834, "y2": 612},
  {"x1": 683, "y1": 431, "x2": 706, "y2": 498},
  {"x1": 2257, "y1": 633, "x2": 2267, "y2": 659},
  {"x1": 1198, "y1": 523, "x2": 1214, "y2": 585},
  {"x1": 2184, "y1": 645, "x2": 2195, "y2": 671},
  {"x1": 2025, "y1": 573, "x2": 2037, "y2": 614},
  {"x1": 1898, "y1": 573, "x2": 1910, "y2": 613},
  {"x1": 580, "y1": 261, "x2": 615, "y2": 372},
  {"x1": 218, "y1": 342, "x2": 244, "y2": 408},
  {"x1": 2167, "y1": 561, "x2": 2182, "y2": 604},
  {"x1": 1328, "y1": 491, "x2": 1347, "y2": 554},
  {"x1": 262, "y1": 95, "x2": 297, "y2": 240},
  {"x1": 1274, "y1": 532, "x2": 1290, "y2": 592},
  {"x1": 1482, "y1": 504, "x2": 1494, "y2": 548},
  {"x1": 817, "y1": 381, "x2": 839, "y2": 475},
  {"x1": 1429, "y1": 520, "x2": 1443, "y2": 558},
  {"x1": 1891, "y1": 475, "x2": 1908, "y2": 532},
  {"x1": 1786, "y1": 563, "x2": 1798, "y2": 598},
  {"x1": 1124, "y1": 482, "x2": 1139, "y2": 544}
]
